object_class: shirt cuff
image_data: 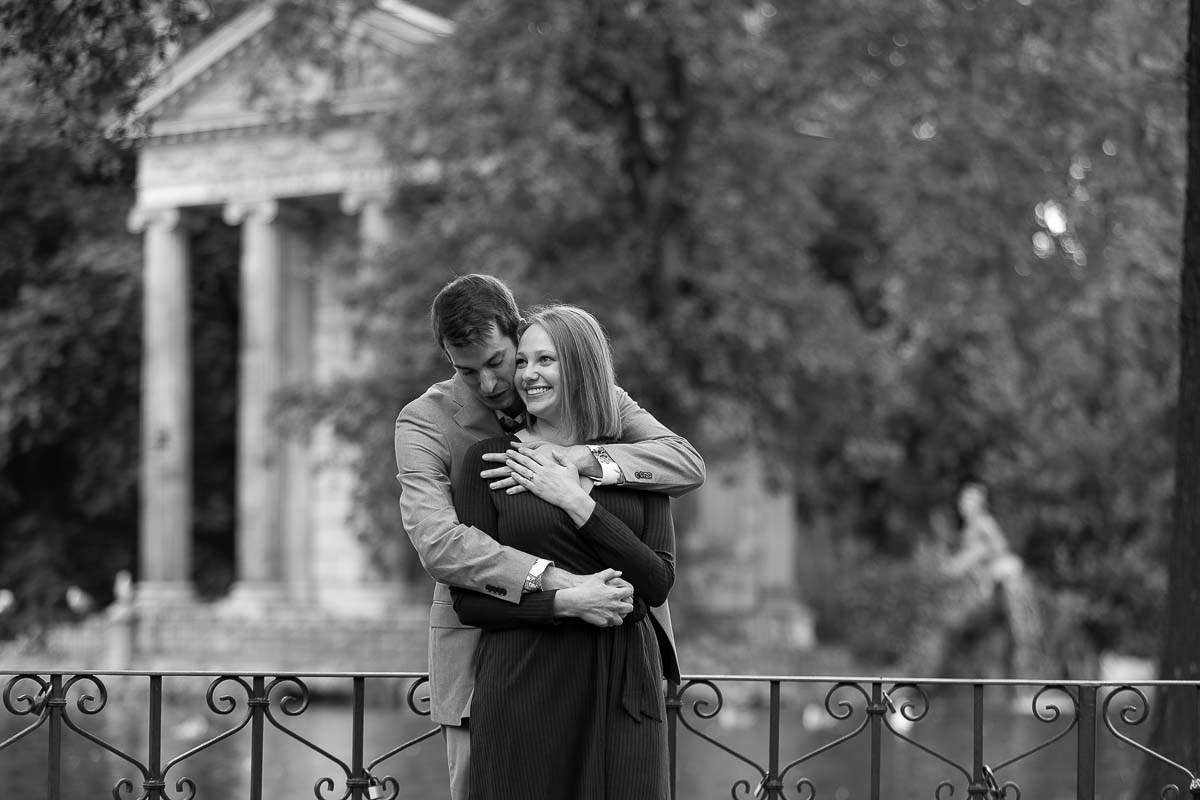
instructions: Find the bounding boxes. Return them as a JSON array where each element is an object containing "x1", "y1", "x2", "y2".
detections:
[
  {"x1": 587, "y1": 445, "x2": 623, "y2": 486},
  {"x1": 523, "y1": 558, "x2": 554, "y2": 593}
]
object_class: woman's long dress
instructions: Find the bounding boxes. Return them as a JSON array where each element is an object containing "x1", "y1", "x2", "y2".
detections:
[{"x1": 452, "y1": 436, "x2": 676, "y2": 800}]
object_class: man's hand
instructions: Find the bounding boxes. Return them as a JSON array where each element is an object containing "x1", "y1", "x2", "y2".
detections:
[
  {"x1": 551, "y1": 568, "x2": 634, "y2": 627},
  {"x1": 482, "y1": 443, "x2": 601, "y2": 494},
  {"x1": 481, "y1": 451, "x2": 520, "y2": 492}
]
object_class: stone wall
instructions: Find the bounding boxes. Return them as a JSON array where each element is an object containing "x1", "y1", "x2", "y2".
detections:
[{"x1": 1, "y1": 600, "x2": 430, "y2": 674}]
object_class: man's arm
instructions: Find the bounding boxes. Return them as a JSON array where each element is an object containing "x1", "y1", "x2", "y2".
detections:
[
  {"x1": 483, "y1": 387, "x2": 705, "y2": 499},
  {"x1": 602, "y1": 387, "x2": 705, "y2": 496},
  {"x1": 395, "y1": 403, "x2": 537, "y2": 602}
]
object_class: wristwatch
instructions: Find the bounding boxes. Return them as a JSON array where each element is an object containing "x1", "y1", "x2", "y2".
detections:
[
  {"x1": 587, "y1": 445, "x2": 621, "y2": 484},
  {"x1": 523, "y1": 558, "x2": 554, "y2": 593}
]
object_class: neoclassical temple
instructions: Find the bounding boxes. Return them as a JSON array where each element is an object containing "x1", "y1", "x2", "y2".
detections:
[{"x1": 126, "y1": 1, "x2": 450, "y2": 634}]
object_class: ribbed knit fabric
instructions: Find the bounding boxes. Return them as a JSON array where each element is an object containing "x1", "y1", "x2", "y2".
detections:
[{"x1": 452, "y1": 436, "x2": 675, "y2": 800}]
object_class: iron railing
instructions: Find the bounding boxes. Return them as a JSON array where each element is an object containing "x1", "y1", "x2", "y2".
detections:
[{"x1": 2, "y1": 671, "x2": 1199, "y2": 799}]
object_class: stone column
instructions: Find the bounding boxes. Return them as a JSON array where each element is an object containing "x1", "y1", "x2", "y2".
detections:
[
  {"x1": 127, "y1": 206, "x2": 194, "y2": 607},
  {"x1": 223, "y1": 199, "x2": 287, "y2": 608},
  {"x1": 299, "y1": 191, "x2": 399, "y2": 617},
  {"x1": 342, "y1": 191, "x2": 392, "y2": 250}
]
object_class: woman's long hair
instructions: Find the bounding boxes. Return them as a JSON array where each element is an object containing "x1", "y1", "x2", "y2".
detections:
[{"x1": 520, "y1": 304, "x2": 622, "y2": 443}]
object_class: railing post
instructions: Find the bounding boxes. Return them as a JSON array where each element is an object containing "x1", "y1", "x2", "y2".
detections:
[
  {"x1": 146, "y1": 674, "x2": 164, "y2": 800},
  {"x1": 250, "y1": 675, "x2": 266, "y2": 800},
  {"x1": 969, "y1": 683, "x2": 987, "y2": 799},
  {"x1": 870, "y1": 681, "x2": 882, "y2": 800},
  {"x1": 666, "y1": 680, "x2": 680, "y2": 800},
  {"x1": 1077, "y1": 684, "x2": 1096, "y2": 800},
  {"x1": 764, "y1": 680, "x2": 783, "y2": 799},
  {"x1": 46, "y1": 674, "x2": 63, "y2": 800},
  {"x1": 350, "y1": 677, "x2": 366, "y2": 800}
]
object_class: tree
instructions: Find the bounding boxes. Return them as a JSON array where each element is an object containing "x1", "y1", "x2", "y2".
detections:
[
  {"x1": 1135, "y1": 0, "x2": 1200, "y2": 794},
  {"x1": 0, "y1": 2, "x2": 254, "y2": 626}
]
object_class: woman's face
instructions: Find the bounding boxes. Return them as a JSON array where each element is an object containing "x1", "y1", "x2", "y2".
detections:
[{"x1": 516, "y1": 323, "x2": 562, "y2": 424}]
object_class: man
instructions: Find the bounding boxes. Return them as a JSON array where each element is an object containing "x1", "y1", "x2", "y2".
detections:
[{"x1": 395, "y1": 274, "x2": 705, "y2": 800}]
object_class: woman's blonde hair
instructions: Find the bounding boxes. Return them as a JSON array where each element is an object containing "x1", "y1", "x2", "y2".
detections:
[{"x1": 520, "y1": 304, "x2": 622, "y2": 443}]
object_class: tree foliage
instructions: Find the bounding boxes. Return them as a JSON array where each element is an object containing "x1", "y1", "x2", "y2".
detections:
[
  {"x1": 0, "y1": 0, "x2": 1190, "y2": 679},
  {"x1": 342, "y1": 0, "x2": 1185, "y2": 662}
]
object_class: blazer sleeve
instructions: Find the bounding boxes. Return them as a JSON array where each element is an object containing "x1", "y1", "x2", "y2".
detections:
[
  {"x1": 576, "y1": 492, "x2": 675, "y2": 607},
  {"x1": 395, "y1": 402, "x2": 532, "y2": 602},
  {"x1": 605, "y1": 387, "x2": 706, "y2": 498}
]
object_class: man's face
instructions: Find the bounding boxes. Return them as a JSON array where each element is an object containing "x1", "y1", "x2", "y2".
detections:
[{"x1": 444, "y1": 322, "x2": 520, "y2": 412}]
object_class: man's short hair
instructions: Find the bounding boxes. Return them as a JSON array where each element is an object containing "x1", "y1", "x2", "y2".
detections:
[
  {"x1": 520, "y1": 304, "x2": 622, "y2": 443},
  {"x1": 430, "y1": 274, "x2": 522, "y2": 350}
]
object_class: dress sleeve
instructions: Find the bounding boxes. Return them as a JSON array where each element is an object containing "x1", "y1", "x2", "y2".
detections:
[
  {"x1": 450, "y1": 437, "x2": 559, "y2": 629},
  {"x1": 576, "y1": 493, "x2": 675, "y2": 607},
  {"x1": 451, "y1": 586, "x2": 560, "y2": 629}
]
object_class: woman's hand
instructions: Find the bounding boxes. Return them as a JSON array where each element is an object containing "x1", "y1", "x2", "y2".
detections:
[{"x1": 505, "y1": 446, "x2": 596, "y2": 526}]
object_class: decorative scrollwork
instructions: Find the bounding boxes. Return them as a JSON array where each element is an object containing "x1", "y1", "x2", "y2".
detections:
[
  {"x1": 730, "y1": 777, "x2": 756, "y2": 799},
  {"x1": 159, "y1": 676, "x2": 255, "y2": 792},
  {"x1": 260, "y1": 677, "x2": 353, "y2": 800},
  {"x1": 112, "y1": 776, "x2": 137, "y2": 800},
  {"x1": 314, "y1": 775, "x2": 340, "y2": 800},
  {"x1": 886, "y1": 682, "x2": 930, "y2": 726},
  {"x1": 935, "y1": 779, "x2": 956, "y2": 800},
  {"x1": 1, "y1": 674, "x2": 51, "y2": 752},
  {"x1": 777, "y1": 682, "x2": 871, "y2": 789},
  {"x1": 681, "y1": 678, "x2": 726, "y2": 720},
  {"x1": 406, "y1": 675, "x2": 431, "y2": 717},
  {"x1": 826, "y1": 681, "x2": 870, "y2": 722},
  {"x1": 988, "y1": 684, "x2": 1076, "y2": 774},
  {"x1": 361, "y1": 676, "x2": 440, "y2": 779},
  {"x1": 367, "y1": 728, "x2": 440, "y2": 776},
  {"x1": 1106, "y1": 685, "x2": 1151, "y2": 727},
  {"x1": 207, "y1": 675, "x2": 253, "y2": 715},
  {"x1": 64, "y1": 673, "x2": 108, "y2": 715},
  {"x1": 267, "y1": 675, "x2": 311, "y2": 716},
  {"x1": 880, "y1": 684, "x2": 969, "y2": 786},
  {"x1": 172, "y1": 776, "x2": 198, "y2": 800},
  {"x1": 1103, "y1": 686, "x2": 1197, "y2": 792},
  {"x1": 54, "y1": 674, "x2": 154, "y2": 799},
  {"x1": 374, "y1": 775, "x2": 401, "y2": 800},
  {"x1": 998, "y1": 779, "x2": 1022, "y2": 799},
  {"x1": 3, "y1": 674, "x2": 49, "y2": 715},
  {"x1": 675, "y1": 680, "x2": 765, "y2": 799},
  {"x1": 795, "y1": 777, "x2": 816, "y2": 800}
]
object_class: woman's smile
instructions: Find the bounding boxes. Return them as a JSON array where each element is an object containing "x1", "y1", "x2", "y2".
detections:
[{"x1": 515, "y1": 323, "x2": 562, "y2": 422}]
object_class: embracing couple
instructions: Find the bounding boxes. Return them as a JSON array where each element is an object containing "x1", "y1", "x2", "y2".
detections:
[{"x1": 394, "y1": 274, "x2": 706, "y2": 800}]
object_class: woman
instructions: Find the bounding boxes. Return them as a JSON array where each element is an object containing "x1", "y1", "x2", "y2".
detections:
[{"x1": 451, "y1": 304, "x2": 675, "y2": 800}]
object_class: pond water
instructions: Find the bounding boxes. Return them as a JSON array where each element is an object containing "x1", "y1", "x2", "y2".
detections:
[{"x1": 0, "y1": 681, "x2": 1146, "y2": 800}]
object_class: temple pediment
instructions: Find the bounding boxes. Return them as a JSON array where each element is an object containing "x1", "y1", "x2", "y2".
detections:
[
  {"x1": 138, "y1": 1, "x2": 451, "y2": 141},
  {"x1": 132, "y1": 0, "x2": 450, "y2": 210}
]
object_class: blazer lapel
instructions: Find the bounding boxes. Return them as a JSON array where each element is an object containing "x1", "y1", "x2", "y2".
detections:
[{"x1": 451, "y1": 375, "x2": 504, "y2": 441}]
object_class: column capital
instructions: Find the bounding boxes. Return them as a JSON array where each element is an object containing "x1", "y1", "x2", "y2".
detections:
[
  {"x1": 127, "y1": 206, "x2": 181, "y2": 234},
  {"x1": 339, "y1": 189, "x2": 393, "y2": 217},
  {"x1": 222, "y1": 198, "x2": 280, "y2": 226}
]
